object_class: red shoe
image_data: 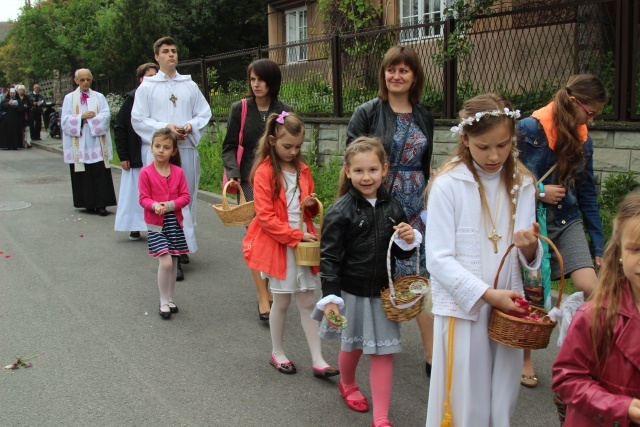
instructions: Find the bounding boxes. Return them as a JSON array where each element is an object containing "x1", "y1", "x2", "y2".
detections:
[
  {"x1": 338, "y1": 382, "x2": 369, "y2": 412},
  {"x1": 372, "y1": 420, "x2": 393, "y2": 427}
]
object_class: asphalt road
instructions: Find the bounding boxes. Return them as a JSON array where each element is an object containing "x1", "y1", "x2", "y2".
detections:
[{"x1": 1, "y1": 137, "x2": 562, "y2": 427}]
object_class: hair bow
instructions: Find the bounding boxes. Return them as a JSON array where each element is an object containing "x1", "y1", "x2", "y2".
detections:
[{"x1": 276, "y1": 111, "x2": 289, "y2": 124}]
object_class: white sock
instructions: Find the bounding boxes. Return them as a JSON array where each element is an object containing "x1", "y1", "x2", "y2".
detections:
[
  {"x1": 270, "y1": 293, "x2": 291, "y2": 363},
  {"x1": 168, "y1": 256, "x2": 177, "y2": 302},
  {"x1": 157, "y1": 254, "x2": 173, "y2": 307},
  {"x1": 296, "y1": 290, "x2": 329, "y2": 368}
]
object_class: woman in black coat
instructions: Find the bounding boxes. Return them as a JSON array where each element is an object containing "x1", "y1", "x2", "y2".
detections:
[
  {"x1": 0, "y1": 87, "x2": 31, "y2": 150},
  {"x1": 347, "y1": 46, "x2": 435, "y2": 376},
  {"x1": 222, "y1": 58, "x2": 292, "y2": 322}
]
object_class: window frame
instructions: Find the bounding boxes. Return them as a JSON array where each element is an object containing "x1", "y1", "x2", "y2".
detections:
[
  {"x1": 285, "y1": 6, "x2": 308, "y2": 63},
  {"x1": 399, "y1": 0, "x2": 446, "y2": 42}
]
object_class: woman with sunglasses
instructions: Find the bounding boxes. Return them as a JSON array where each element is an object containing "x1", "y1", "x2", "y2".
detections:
[{"x1": 516, "y1": 74, "x2": 607, "y2": 389}]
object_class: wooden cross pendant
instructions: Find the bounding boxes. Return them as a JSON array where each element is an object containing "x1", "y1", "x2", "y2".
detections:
[
  {"x1": 169, "y1": 94, "x2": 177, "y2": 107},
  {"x1": 488, "y1": 228, "x2": 502, "y2": 253}
]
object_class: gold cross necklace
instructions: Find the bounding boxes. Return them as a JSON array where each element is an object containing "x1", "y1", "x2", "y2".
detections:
[
  {"x1": 168, "y1": 80, "x2": 177, "y2": 107},
  {"x1": 486, "y1": 188, "x2": 502, "y2": 253}
]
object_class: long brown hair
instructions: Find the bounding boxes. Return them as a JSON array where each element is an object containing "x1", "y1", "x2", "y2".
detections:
[
  {"x1": 151, "y1": 128, "x2": 181, "y2": 167},
  {"x1": 590, "y1": 191, "x2": 640, "y2": 372},
  {"x1": 377, "y1": 45, "x2": 425, "y2": 106},
  {"x1": 552, "y1": 74, "x2": 607, "y2": 187},
  {"x1": 337, "y1": 137, "x2": 388, "y2": 198},
  {"x1": 249, "y1": 112, "x2": 305, "y2": 199},
  {"x1": 431, "y1": 93, "x2": 533, "y2": 231}
]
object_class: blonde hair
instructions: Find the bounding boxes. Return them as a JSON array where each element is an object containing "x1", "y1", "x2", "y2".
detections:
[
  {"x1": 429, "y1": 93, "x2": 533, "y2": 231},
  {"x1": 337, "y1": 137, "x2": 388, "y2": 198},
  {"x1": 590, "y1": 191, "x2": 640, "y2": 372},
  {"x1": 552, "y1": 74, "x2": 607, "y2": 188},
  {"x1": 250, "y1": 112, "x2": 305, "y2": 199}
]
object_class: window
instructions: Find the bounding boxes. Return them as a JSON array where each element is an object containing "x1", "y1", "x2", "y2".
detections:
[
  {"x1": 286, "y1": 7, "x2": 308, "y2": 63},
  {"x1": 400, "y1": 0, "x2": 446, "y2": 42}
]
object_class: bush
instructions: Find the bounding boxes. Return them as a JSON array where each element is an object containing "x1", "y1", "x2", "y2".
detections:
[
  {"x1": 598, "y1": 171, "x2": 638, "y2": 243},
  {"x1": 197, "y1": 125, "x2": 225, "y2": 194},
  {"x1": 305, "y1": 128, "x2": 343, "y2": 209}
]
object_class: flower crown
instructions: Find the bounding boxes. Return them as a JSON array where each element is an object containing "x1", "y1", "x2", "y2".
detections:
[{"x1": 450, "y1": 108, "x2": 521, "y2": 136}]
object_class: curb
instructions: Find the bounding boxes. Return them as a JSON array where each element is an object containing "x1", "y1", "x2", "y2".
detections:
[{"x1": 32, "y1": 141, "x2": 227, "y2": 205}]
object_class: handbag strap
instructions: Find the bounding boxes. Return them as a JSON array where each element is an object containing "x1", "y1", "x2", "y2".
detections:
[
  {"x1": 238, "y1": 98, "x2": 248, "y2": 147},
  {"x1": 537, "y1": 163, "x2": 557, "y2": 184}
]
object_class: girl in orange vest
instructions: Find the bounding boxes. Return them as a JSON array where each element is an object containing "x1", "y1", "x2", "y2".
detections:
[{"x1": 243, "y1": 111, "x2": 338, "y2": 377}]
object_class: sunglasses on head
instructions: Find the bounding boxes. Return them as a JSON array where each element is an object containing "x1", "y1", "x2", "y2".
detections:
[{"x1": 574, "y1": 98, "x2": 597, "y2": 119}]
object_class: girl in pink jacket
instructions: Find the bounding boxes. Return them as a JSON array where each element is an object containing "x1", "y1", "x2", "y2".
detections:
[
  {"x1": 552, "y1": 191, "x2": 640, "y2": 426},
  {"x1": 139, "y1": 128, "x2": 190, "y2": 320}
]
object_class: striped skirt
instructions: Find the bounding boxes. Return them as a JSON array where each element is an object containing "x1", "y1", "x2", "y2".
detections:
[{"x1": 147, "y1": 212, "x2": 189, "y2": 258}]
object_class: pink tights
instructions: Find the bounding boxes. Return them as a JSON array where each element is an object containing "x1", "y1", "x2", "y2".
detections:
[{"x1": 338, "y1": 349, "x2": 393, "y2": 425}]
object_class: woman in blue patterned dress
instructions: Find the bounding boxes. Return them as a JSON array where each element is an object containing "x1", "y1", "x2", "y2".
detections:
[{"x1": 347, "y1": 45, "x2": 435, "y2": 376}]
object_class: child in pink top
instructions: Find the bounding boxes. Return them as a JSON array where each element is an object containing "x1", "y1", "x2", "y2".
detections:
[{"x1": 138, "y1": 128, "x2": 190, "y2": 319}]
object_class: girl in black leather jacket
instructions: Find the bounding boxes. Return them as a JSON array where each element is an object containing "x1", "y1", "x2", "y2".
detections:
[{"x1": 314, "y1": 137, "x2": 422, "y2": 427}]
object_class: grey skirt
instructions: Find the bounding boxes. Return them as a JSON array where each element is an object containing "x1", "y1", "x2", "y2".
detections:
[
  {"x1": 312, "y1": 291, "x2": 402, "y2": 355},
  {"x1": 545, "y1": 207, "x2": 595, "y2": 279}
]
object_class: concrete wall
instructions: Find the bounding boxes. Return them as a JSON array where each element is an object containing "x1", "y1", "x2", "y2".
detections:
[{"x1": 215, "y1": 117, "x2": 640, "y2": 185}]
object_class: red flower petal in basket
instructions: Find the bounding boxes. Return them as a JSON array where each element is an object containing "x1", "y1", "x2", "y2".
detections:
[{"x1": 513, "y1": 298, "x2": 531, "y2": 309}]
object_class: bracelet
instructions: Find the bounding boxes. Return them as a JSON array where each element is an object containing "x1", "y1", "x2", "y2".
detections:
[{"x1": 537, "y1": 182, "x2": 546, "y2": 199}]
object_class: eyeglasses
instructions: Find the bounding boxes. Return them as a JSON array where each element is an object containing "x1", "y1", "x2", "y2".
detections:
[
  {"x1": 574, "y1": 98, "x2": 597, "y2": 119},
  {"x1": 77, "y1": 78, "x2": 92, "y2": 83}
]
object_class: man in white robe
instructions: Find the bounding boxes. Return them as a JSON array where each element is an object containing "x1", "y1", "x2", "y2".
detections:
[
  {"x1": 113, "y1": 63, "x2": 159, "y2": 240},
  {"x1": 131, "y1": 36, "x2": 212, "y2": 280},
  {"x1": 61, "y1": 69, "x2": 116, "y2": 216}
]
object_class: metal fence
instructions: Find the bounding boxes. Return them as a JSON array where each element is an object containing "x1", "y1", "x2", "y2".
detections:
[{"x1": 179, "y1": 0, "x2": 637, "y2": 122}]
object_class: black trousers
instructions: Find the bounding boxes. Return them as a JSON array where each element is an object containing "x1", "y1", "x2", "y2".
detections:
[{"x1": 30, "y1": 110, "x2": 42, "y2": 140}]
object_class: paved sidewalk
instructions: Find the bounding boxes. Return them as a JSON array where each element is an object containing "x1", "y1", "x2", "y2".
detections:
[{"x1": 1, "y1": 140, "x2": 562, "y2": 426}]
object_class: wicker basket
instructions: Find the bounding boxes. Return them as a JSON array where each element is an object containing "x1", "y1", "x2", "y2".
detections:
[
  {"x1": 488, "y1": 234, "x2": 565, "y2": 350},
  {"x1": 294, "y1": 199, "x2": 323, "y2": 266},
  {"x1": 212, "y1": 181, "x2": 255, "y2": 226},
  {"x1": 381, "y1": 230, "x2": 429, "y2": 322}
]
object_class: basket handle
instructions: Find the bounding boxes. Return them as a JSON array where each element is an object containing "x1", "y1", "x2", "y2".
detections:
[
  {"x1": 222, "y1": 180, "x2": 246, "y2": 211},
  {"x1": 385, "y1": 230, "x2": 424, "y2": 309},
  {"x1": 493, "y1": 233, "x2": 565, "y2": 309},
  {"x1": 299, "y1": 197, "x2": 323, "y2": 238}
]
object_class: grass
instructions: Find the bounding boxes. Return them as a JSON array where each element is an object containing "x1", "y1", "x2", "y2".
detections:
[{"x1": 552, "y1": 278, "x2": 577, "y2": 296}]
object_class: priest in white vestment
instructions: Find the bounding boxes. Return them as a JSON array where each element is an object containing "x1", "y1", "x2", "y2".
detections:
[
  {"x1": 61, "y1": 68, "x2": 116, "y2": 216},
  {"x1": 131, "y1": 37, "x2": 211, "y2": 278}
]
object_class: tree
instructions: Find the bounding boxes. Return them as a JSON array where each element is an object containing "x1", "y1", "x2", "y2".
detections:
[
  {"x1": 160, "y1": 0, "x2": 267, "y2": 58},
  {"x1": 100, "y1": 0, "x2": 172, "y2": 91}
]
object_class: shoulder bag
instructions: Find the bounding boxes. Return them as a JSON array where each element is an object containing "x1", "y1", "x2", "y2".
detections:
[{"x1": 222, "y1": 98, "x2": 248, "y2": 195}]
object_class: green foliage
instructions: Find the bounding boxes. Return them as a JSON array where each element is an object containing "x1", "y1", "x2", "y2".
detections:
[
  {"x1": 305, "y1": 129, "x2": 343, "y2": 209},
  {"x1": 98, "y1": 0, "x2": 173, "y2": 92},
  {"x1": 280, "y1": 74, "x2": 334, "y2": 114},
  {"x1": 598, "y1": 171, "x2": 639, "y2": 243},
  {"x1": 317, "y1": 0, "x2": 391, "y2": 91},
  {"x1": 317, "y1": 0, "x2": 382, "y2": 34},
  {"x1": 210, "y1": 79, "x2": 247, "y2": 116},
  {"x1": 197, "y1": 126, "x2": 225, "y2": 194},
  {"x1": 433, "y1": 0, "x2": 497, "y2": 66},
  {"x1": 590, "y1": 51, "x2": 615, "y2": 115}
]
